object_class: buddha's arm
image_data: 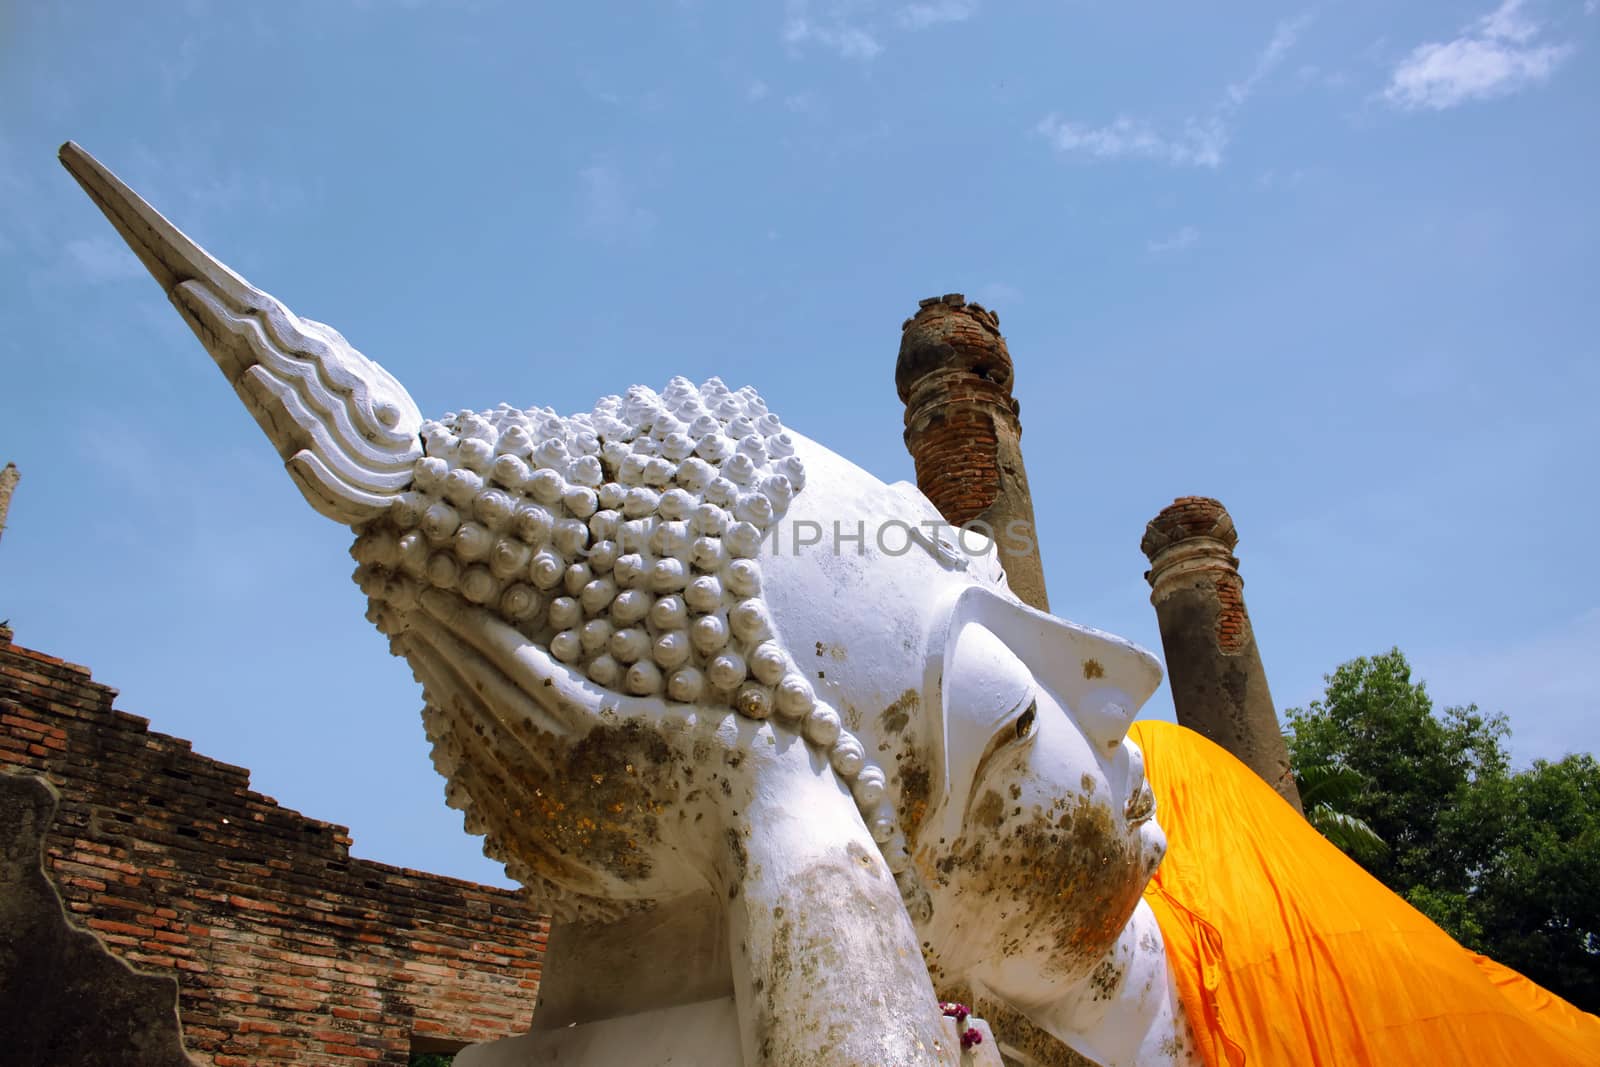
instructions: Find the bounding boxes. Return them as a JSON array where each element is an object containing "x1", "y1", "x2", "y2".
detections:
[
  {"x1": 722, "y1": 751, "x2": 959, "y2": 1066},
  {"x1": 1016, "y1": 901, "x2": 1202, "y2": 1067}
]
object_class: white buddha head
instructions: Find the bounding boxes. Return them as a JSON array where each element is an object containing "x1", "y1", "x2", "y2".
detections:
[
  {"x1": 349, "y1": 377, "x2": 1165, "y2": 993},
  {"x1": 63, "y1": 140, "x2": 1168, "y2": 999}
]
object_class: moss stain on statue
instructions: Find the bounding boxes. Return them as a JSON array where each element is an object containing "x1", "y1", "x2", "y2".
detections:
[
  {"x1": 745, "y1": 844, "x2": 950, "y2": 1066},
  {"x1": 931, "y1": 789, "x2": 1146, "y2": 985}
]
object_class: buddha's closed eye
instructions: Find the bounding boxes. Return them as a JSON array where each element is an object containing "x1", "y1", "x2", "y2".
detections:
[
  {"x1": 936, "y1": 622, "x2": 1043, "y2": 835},
  {"x1": 961, "y1": 693, "x2": 1040, "y2": 822},
  {"x1": 1015, "y1": 701, "x2": 1037, "y2": 741}
]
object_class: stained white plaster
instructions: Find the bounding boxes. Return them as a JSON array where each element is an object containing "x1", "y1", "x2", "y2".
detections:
[{"x1": 60, "y1": 141, "x2": 1202, "y2": 1067}]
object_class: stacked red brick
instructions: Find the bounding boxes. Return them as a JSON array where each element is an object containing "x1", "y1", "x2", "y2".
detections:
[
  {"x1": 0, "y1": 625, "x2": 548, "y2": 1065},
  {"x1": 1139, "y1": 498, "x2": 1303, "y2": 811},
  {"x1": 896, "y1": 294, "x2": 1051, "y2": 612},
  {"x1": 1140, "y1": 497, "x2": 1248, "y2": 655}
]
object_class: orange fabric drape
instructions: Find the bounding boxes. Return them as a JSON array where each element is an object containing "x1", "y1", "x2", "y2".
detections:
[{"x1": 1130, "y1": 720, "x2": 1600, "y2": 1067}]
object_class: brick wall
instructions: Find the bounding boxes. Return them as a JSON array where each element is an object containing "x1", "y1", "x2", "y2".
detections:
[
  {"x1": 1139, "y1": 498, "x2": 1303, "y2": 811},
  {"x1": 0, "y1": 625, "x2": 548, "y2": 1065},
  {"x1": 900, "y1": 381, "x2": 1006, "y2": 527},
  {"x1": 1139, "y1": 496, "x2": 1249, "y2": 654},
  {"x1": 896, "y1": 296, "x2": 1016, "y2": 527},
  {"x1": 896, "y1": 293, "x2": 1051, "y2": 611}
]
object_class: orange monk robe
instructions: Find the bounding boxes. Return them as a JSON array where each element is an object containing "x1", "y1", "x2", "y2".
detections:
[{"x1": 1129, "y1": 720, "x2": 1600, "y2": 1067}]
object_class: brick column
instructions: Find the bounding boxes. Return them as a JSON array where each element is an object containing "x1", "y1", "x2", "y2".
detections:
[
  {"x1": 896, "y1": 294, "x2": 1049, "y2": 612},
  {"x1": 1140, "y1": 497, "x2": 1302, "y2": 811},
  {"x1": 0, "y1": 463, "x2": 18, "y2": 546}
]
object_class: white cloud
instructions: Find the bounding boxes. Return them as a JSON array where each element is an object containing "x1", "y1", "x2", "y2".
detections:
[
  {"x1": 1384, "y1": 0, "x2": 1573, "y2": 111},
  {"x1": 898, "y1": 1, "x2": 977, "y2": 30},
  {"x1": 747, "y1": 79, "x2": 770, "y2": 102},
  {"x1": 64, "y1": 236, "x2": 146, "y2": 283},
  {"x1": 1227, "y1": 13, "x2": 1314, "y2": 106},
  {"x1": 576, "y1": 164, "x2": 654, "y2": 242},
  {"x1": 1037, "y1": 115, "x2": 1227, "y2": 169},
  {"x1": 784, "y1": 1, "x2": 882, "y2": 60},
  {"x1": 784, "y1": 0, "x2": 975, "y2": 59},
  {"x1": 1147, "y1": 225, "x2": 1200, "y2": 255},
  {"x1": 1038, "y1": 14, "x2": 1310, "y2": 169}
]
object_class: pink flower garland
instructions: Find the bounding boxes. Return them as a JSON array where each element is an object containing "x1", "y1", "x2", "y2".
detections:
[{"x1": 939, "y1": 1002, "x2": 984, "y2": 1051}]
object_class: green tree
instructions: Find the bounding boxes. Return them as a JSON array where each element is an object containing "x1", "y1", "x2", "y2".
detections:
[
  {"x1": 1294, "y1": 761, "x2": 1388, "y2": 863},
  {"x1": 1284, "y1": 648, "x2": 1600, "y2": 1013},
  {"x1": 1443, "y1": 753, "x2": 1600, "y2": 1009},
  {"x1": 1283, "y1": 648, "x2": 1508, "y2": 898}
]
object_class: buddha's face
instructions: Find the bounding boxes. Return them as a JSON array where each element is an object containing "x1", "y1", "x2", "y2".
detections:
[
  {"x1": 915, "y1": 617, "x2": 1165, "y2": 990},
  {"x1": 757, "y1": 434, "x2": 1167, "y2": 988}
]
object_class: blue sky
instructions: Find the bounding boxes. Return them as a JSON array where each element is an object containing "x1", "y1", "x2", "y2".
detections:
[{"x1": 2, "y1": 0, "x2": 1596, "y2": 886}]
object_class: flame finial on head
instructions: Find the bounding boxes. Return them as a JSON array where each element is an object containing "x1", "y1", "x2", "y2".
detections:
[{"x1": 58, "y1": 142, "x2": 422, "y2": 524}]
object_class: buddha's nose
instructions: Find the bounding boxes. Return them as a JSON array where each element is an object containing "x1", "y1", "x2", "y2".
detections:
[
  {"x1": 1067, "y1": 633, "x2": 1158, "y2": 755},
  {"x1": 1003, "y1": 611, "x2": 1161, "y2": 757},
  {"x1": 944, "y1": 586, "x2": 1164, "y2": 759}
]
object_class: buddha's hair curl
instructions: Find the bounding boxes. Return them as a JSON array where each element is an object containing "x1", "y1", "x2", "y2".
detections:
[{"x1": 349, "y1": 377, "x2": 919, "y2": 919}]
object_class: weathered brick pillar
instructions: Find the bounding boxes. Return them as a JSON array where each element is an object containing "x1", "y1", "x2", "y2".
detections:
[
  {"x1": 896, "y1": 294, "x2": 1050, "y2": 612},
  {"x1": 1140, "y1": 497, "x2": 1302, "y2": 811},
  {"x1": 0, "y1": 463, "x2": 19, "y2": 547}
]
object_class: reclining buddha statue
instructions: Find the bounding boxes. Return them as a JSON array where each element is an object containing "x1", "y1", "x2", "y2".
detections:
[{"x1": 60, "y1": 142, "x2": 1600, "y2": 1067}]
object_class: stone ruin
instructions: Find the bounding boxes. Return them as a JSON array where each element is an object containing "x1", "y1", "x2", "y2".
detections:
[{"x1": 0, "y1": 624, "x2": 548, "y2": 1064}]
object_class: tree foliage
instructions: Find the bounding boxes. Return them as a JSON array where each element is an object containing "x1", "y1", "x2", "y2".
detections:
[
  {"x1": 1284, "y1": 648, "x2": 1599, "y2": 1012},
  {"x1": 1295, "y1": 762, "x2": 1388, "y2": 862}
]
